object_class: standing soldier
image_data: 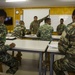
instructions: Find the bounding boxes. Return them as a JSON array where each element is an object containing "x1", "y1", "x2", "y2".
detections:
[
  {"x1": 56, "y1": 18, "x2": 66, "y2": 35},
  {"x1": 53, "y1": 9, "x2": 75, "y2": 75},
  {"x1": 12, "y1": 20, "x2": 26, "y2": 38},
  {"x1": 30, "y1": 15, "x2": 49, "y2": 34},
  {"x1": 0, "y1": 9, "x2": 18, "y2": 74}
]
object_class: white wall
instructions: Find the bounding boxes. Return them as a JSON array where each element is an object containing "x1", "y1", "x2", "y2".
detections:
[
  {"x1": 50, "y1": 15, "x2": 72, "y2": 31},
  {"x1": 23, "y1": 9, "x2": 72, "y2": 31},
  {"x1": 23, "y1": 9, "x2": 49, "y2": 29}
]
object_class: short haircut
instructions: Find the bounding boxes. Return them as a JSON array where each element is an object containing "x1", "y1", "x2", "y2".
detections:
[
  {"x1": 72, "y1": 9, "x2": 75, "y2": 16},
  {"x1": 60, "y1": 18, "x2": 64, "y2": 21},
  {"x1": 34, "y1": 16, "x2": 38, "y2": 18},
  {"x1": 0, "y1": 9, "x2": 7, "y2": 19},
  {"x1": 44, "y1": 18, "x2": 51, "y2": 23}
]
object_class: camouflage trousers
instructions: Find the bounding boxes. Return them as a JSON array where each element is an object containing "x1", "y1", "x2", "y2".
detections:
[
  {"x1": 0, "y1": 52, "x2": 19, "y2": 74},
  {"x1": 53, "y1": 57, "x2": 75, "y2": 75}
]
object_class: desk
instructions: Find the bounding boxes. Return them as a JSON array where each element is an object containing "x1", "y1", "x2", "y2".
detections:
[
  {"x1": 24, "y1": 34, "x2": 61, "y2": 40},
  {"x1": 23, "y1": 34, "x2": 40, "y2": 40},
  {"x1": 52, "y1": 35, "x2": 61, "y2": 41},
  {"x1": 6, "y1": 39, "x2": 49, "y2": 75},
  {"x1": 47, "y1": 41, "x2": 64, "y2": 75}
]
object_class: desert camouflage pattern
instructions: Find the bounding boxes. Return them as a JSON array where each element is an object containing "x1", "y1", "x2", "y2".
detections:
[{"x1": 53, "y1": 22, "x2": 75, "y2": 75}]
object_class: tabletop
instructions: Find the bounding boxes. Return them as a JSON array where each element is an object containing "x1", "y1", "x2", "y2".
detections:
[
  {"x1": 47, "y1": 41, "x2": 59, "y2": 52},
  {"x1": 6, "y1": 39, "x2": 49, "y2": 52}
]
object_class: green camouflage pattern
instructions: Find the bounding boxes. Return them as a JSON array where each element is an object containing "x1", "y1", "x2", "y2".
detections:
[
  {"x1": 53, "y1": 23, "x2": 75, "y2": 75},
  {"x1": 67, "y1": 22, "x2": 73, "y2": 27},
  {"x1": 37, "y1": 23, "x2": 54, "y2": 41},
  {"x1": 30, "y1": 20, "x2": 40, "y2": 34},
  {"x1": 0, "y1": 23, "x2": 9, "y2": 52},
  {"x1": 12, "y1": 25, "x2": 26, "y2": 38},
  {"x1": 30, "y1": 15, "x2": 48, "y2": 34},
  {"x1": 56, "y1": 24, "x2": 66, "y2": 35},
  {"x1": 0, "y1": 23, "x2": 18, "y2": 74}
]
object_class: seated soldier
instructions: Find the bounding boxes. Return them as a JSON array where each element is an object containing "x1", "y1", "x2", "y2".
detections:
[
  {"x1": 37, "y1": 18, "x2": 54, "y2": 41},
  {"x1": 53, "y1": 9, "x2": 75, "y2": 75},
  {"x1": 12, "y1": 20, "x2": 26, "y2": 38}
]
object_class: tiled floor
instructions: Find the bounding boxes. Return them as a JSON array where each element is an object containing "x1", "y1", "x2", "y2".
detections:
[
  {"x1": 2, "y1": 51, "x2": 46, "y2": 75},
  {"x1": 2, "y1": 51, "x2": 68, "y2": 75}
]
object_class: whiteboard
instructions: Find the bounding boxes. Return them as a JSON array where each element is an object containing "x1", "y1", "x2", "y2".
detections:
[
  {"x1": 50, "y1": 15, "x2": 72, "y2": 31},
  {"x1": 23, "y1": 9, "x2": 49, "y2": 29}
]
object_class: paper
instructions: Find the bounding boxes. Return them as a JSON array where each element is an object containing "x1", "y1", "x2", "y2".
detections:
[
  {"x1": 49, "y1": 43, "x2": 58, "y2": 49},
  {"x1": 6, "y1": 37, "x2": 16, "y2": 40}
]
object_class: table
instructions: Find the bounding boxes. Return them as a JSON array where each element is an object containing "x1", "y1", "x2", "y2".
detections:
[
  {"x1": 7, "y1": 33, "x2": 61, "y2": 40},
  {"x1": 52, "y1": 35, "x2": 61, "y2": 41},
  {"x1": 23, "y1": 34, "x2": 61, "y2": 40},
  {"x1": 23, "y1": 34, "x2": 40, "y2": 40},
  {"x1": 47, "y1": 41, "x2": 64, "y2": 75},
  {"x1": 6, "y1": 39, "x2": 49, "y2": 75}
]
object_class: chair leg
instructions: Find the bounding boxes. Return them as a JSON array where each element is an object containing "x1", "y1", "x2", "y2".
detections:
[
  {"x1": 0, "y1": 63, "x2": 3, "y2": 72},
  {"x1": 16, "y1": 51, "x2": 22, "y2": 65}
]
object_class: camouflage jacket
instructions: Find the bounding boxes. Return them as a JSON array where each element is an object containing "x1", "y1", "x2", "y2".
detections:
[
  {"x1": 30, "y1": 20, "x2": 40, "y2": 34},
  {"x1": 30, "y1": 15, "x2": 48, "y2": 34},
  {"x1": 12, "y1": 25, "x2": 26, "y2": 38},
  {"x1": 0, "y1": 23, "x2": 10, "y2": 52},
  {"x1": 58, "y1": 23, "x2": 75, "y2": 60},
  {"x1": 56, "y1": 24, "x2": 66, "y2": 35},
  {"x1": 37, "y1": 23, "x2": 54, "y2": 41}
]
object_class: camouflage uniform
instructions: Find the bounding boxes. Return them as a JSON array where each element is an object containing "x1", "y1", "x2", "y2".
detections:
[
  {"x1": 0, "y1": 23, "x2": 18, "y2": 74},
  {"x1": 56, "y1": 24, "x2": 66, "y2": 35},
  {"x1": 53, "y1": 23, "x2": 75, "y2": 75},
  {"x1": 12, "y1": 24, "x2": 26, "y2": 38},
  {"x1": 37, "y1": 23, "x2": 54, "y2": 41},
  {"x1": 30, "y1": 16, "x2": 48, "y2": 34},
  {"x1": 67, "y1": 22, "x2": 73, "y2": 27}
]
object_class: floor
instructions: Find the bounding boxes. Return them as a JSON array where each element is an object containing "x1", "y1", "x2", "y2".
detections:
[{"x1": 2, "y1": 51, "x2": 68, "y2": 75}]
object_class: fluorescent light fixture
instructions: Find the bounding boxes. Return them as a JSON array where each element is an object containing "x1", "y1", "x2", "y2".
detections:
[{"x1": 6, "y1": 0, "x2": 26, "y2": 2}]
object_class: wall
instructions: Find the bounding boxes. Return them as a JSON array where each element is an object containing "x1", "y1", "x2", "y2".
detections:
[{"x1": 3, "y1": 7, "x2": 75, "y2": 31}]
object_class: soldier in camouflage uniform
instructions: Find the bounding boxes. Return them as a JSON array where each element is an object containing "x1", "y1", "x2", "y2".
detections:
[
  {"x1": 67, "y1": 10, "x2": 75, "y2": 27},
  {"x1": 37, "y1": 18, "x2": 54, "y2": 41},
  {"x1": 53, "y1": 9, "x2": 75, "y2": 75},
  {"x1": 30, "y1": 15, "x2": 49, "y2": 34},
  {"x1": 12, "y1": 20, "x2": 26, "y2": 38},
  {"x1": 0, "y1": 9, "x2": 18, "y2": 74},
  {"x1": 56, "y1": 18, "x2": 66, "y2": 35}
]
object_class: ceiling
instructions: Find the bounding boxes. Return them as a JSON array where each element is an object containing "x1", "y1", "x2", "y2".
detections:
[{"x1": 0, "y1": 0, "x2": 75, "y2": 8}]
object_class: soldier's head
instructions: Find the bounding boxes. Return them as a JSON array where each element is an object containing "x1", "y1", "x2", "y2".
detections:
[
  {"x1": 44, "y1": 18, "x2": 51, "y2": 25},
  {"x1": 19, "y1": 20, "x2": 24, "y2": 25},
  {"x1": 60, "y1": 18, "x2": 64, "y2": 24},
  {"x1": 34, "y1": 16, "x2": 38, "y2": 21},
  {"x1": 72, "y1": 9, "x2": 75, "y2": 22},
  {"x1": 0, "y1": 9, "x2": 7, "y2": 24}
]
